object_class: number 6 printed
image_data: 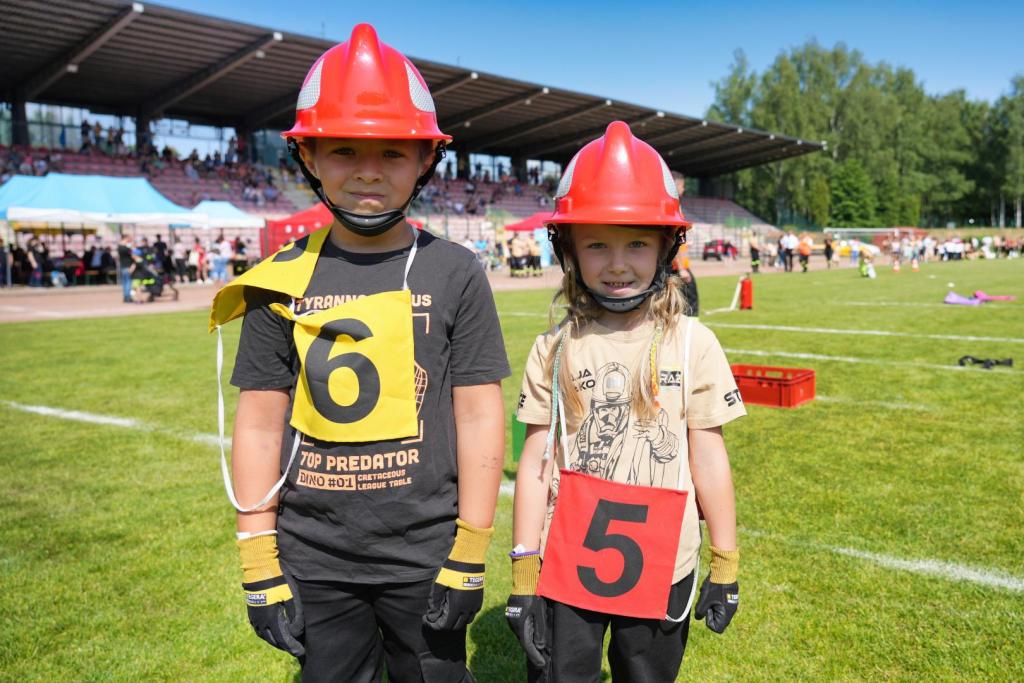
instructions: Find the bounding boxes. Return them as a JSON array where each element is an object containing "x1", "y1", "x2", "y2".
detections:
[{"x1": 305, "y1": 318, "x2": 381, "y2": 423}]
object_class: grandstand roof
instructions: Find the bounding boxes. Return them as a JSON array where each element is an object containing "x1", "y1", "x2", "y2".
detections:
[{"x1": 1, "y1": 0, "x2": 824, "y2": 176}]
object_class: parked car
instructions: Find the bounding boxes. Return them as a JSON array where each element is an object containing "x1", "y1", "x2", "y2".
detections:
[{"x1": 702, "y1": 239, "x2": 738, "y2": 260}]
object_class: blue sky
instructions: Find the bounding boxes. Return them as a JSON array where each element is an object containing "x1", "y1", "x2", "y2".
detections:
[{"x1": 158, "y1": 0, "x2": 1023, "y2": 118}]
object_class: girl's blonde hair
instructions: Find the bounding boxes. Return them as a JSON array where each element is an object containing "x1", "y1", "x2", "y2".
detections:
[{"x1": 547, "y1": 226, "x2": 687, "y2": 423}]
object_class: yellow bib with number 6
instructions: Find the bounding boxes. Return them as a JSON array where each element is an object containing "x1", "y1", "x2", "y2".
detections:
[{"x1": 270, "y1": 289, "x2": 418, "y2": 443}]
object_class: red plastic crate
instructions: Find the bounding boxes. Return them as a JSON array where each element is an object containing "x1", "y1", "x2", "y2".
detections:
[{"x1": 731, "y1": 364, "x2": 815, "y2": 408}]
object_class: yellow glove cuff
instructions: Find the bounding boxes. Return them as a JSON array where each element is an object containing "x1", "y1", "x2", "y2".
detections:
[
  {"x1": 709, "y1": 545, "x2": 739, "y2": 584},
  {"x1": 510, "y1": 555, "x2": 541, "y2": 596},
  {"x1": 450, "y1": 518, "x2": 494, "y2": 564},
  {"x1": 237, "y1": 534, "x2": 284, "y2": 584},
  {"x1": 434, "y1": 519, "x2": 493, "y2": 591}
]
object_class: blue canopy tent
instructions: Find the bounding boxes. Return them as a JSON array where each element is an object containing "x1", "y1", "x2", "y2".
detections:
[
  {"x1": 1, "y1": 173, "x2": 205, "y2": 225},
  {"x1": 0, "y1": 173, "x2": 207, "y2": 286},
  {"x1": 0, "y1": 175, "x2": 46, "y2": 220},
  {"x1": 192, "y1": 200, "x2": 264, "y2": 229}
]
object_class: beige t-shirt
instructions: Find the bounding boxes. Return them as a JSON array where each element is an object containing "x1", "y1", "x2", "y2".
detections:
[{"x1": 516, "y1": 317, "x2": 746, "y2": 582}]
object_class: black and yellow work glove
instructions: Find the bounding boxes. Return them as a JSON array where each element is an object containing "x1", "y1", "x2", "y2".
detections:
[
  {"x1": 238, "y1": 533, "x2": 305, "y2": 657},
  {"x1": 424, "y1": 518, "x2": 494, "y2": 631},
  {"x1": 505, "y1": 553, "x2": 549, "y2": 668},
  {"x1": 695, "y1": 545, "x2": 739, "y2": 634}
]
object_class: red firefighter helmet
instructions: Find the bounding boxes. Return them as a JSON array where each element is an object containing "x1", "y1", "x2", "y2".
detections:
[
  {"x1": 282, "y1": 23, "x2": 451, "y2": 143},
  {"x1": 546, "y1": 121, "x2": 692, "y2": 312},
  {"x1": 547, "y1": 120, "x2": 690, "y2": 228}
]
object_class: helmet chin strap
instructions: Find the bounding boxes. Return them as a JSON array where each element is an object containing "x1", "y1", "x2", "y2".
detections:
[
  {"x1": 287, "y1": 139, "x2": 445, "y2": 238},
  {"x1": 550, "y1": 225, "x2": 683, "y2": 314},
  {"x1": 575, "y1": 265, "x2": 671, "y2": 314}
]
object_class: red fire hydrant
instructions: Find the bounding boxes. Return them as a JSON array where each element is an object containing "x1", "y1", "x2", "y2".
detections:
[{"x1": 740, "y1": 275, "x2": 754, "y2": 310}]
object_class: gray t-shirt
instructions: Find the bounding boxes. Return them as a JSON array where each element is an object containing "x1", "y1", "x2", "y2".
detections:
[{"x1": 231, "y1": 230, "x2": 510, "y2": 583}]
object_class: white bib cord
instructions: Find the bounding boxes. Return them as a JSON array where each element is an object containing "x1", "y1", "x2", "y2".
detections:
[
  {"x1": 216, "y1": 325, "x2": 303, "y2": 513},
  {"x1": 665, "y1": 317, "x2": 697, "y2": 622},
  {"x1": 216, "y1": 225, "x2": 419, "y2": 512},
  {"x1": 402, "y1": 226, "x2": 419, "y2": 291}
]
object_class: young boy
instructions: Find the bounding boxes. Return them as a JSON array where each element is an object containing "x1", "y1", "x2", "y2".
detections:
[{"x1": 210, "y1": 24, "x2": 509, "y2": 682}]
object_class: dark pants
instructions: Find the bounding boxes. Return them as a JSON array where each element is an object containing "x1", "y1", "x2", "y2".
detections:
[
  {"x1": 784, "y1": 248, "x2": 794, "y2": 271},
  {"x1": 529, "y1": 571, "x2": 695, "y2": 683},
  {"x1": 294, "y1": 577, "x2": 474, "y2": 683},
  {"x1": 174, "y1": 258, "x2": 187, "y2": 282}
]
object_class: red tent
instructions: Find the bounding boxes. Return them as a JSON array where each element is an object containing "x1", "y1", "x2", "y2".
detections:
[
  {"x1": 504, "y1": 211, "x2": 553, "y2": 232},
  {"x1": 264, "y1": 203, "x2": 332, "y2": 254},
  {"x1": 264, "y1": 203, "x2": 422, "y2": 253}
]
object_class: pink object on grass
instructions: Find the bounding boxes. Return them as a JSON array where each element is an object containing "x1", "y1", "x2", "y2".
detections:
[
  {"x1": 944, "y1": 292, "x2": 981, "y2": 306},
  {"x1": 973, "y1": 290, "x2": 1017, "y2": 302}
]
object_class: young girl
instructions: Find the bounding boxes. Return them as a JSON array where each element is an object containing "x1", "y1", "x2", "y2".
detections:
[{"x1": 507, "y1": 121, "x2": 746, "y2": 682}]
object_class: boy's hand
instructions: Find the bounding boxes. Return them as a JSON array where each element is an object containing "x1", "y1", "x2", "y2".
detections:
[
  {"x1": 505, "y1": 554, "x2": 548, "y2": 668},
  {"x1": 238, "y1": 534, "x2": 305, "y2": 657},
  {"x1": 694, "y1": 546, "x2": 739, "y2": 634},
  {"x1": 424, "y1": 519, "x2": 493, "y2": 631}
]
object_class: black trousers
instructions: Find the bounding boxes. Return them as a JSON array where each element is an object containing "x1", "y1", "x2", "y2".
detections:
[
  {"x1": 529, "y1": 571, "x2": 695, "y2": 683},
  {"x1": 294, "y1": 577, "x2": 474, "y2": 683}
]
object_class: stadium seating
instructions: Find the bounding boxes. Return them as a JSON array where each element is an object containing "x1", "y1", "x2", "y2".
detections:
[
  {"x1": 2, "y1": 146, "x2": 774, "y2": 250},
  {"x1": 1, "y1": 145, "x2": 297, "y2": 217}
]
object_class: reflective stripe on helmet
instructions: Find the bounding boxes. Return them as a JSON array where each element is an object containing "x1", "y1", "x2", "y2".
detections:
[{"x1": 296, "y1": 58, "x2": 323, "y2": 111}]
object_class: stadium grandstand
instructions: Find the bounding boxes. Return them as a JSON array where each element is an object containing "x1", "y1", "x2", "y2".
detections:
[{"x1": 1, "y1": 0, "x2": 821, "y2": 254}]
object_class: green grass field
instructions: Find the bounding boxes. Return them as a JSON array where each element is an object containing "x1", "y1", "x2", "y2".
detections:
[{"x1": 1, "y1": 258, "x2": 1022, "y2": 682}]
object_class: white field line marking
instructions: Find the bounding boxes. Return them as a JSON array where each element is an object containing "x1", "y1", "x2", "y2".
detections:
[
  {"x1": 3, "y1": 401, "x2": 230, "y2": 447},
  {"x1": 741, "y1": 527, "x2": 1024, "y2": 593},
  {"x1": 8, "y1": 402, "x2": 142, "y2": 428},
  {"x1": 816, "y1": 395, "x2": 934, "y2": 411},
  {"x1": 8, "y1": 401, "x2": 1022, "y2": 592},
  {"x1": 723, "y1": 347, "x2": 1017, "y2": 375},
  {"x1": 841, "y1": 301, "x2": 962, "y2": 308},
  {"x1": 0, "y1": 304, "x2": 69, "y2": 318},
  {"x1": 707, "y1": 322, "x2": 1024, "y2": 344}
]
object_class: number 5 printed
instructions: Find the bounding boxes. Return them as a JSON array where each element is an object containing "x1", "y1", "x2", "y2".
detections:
[{"x1": 577, "y1": 499, "x2": 648, "y2": 597}]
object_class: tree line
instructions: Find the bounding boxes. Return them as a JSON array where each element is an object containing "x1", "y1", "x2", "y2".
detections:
[{"x1": 704, "y1": 42, "x2": 1024, "y2": 228}]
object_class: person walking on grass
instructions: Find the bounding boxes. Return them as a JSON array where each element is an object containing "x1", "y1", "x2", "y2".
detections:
[
  {"x1": 507, "y1": 122, "x2": 746, "y2": 682},
  {"x1": 798, "y1": 234, "x2": 812, "y2": 273},
  {"x1": 209, "y1": 24, "x2": 509, "y2": 682}
]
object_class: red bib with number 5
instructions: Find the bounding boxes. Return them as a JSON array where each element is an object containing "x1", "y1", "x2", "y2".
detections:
[{"x1": 537, "y1": 469, "x2": 687, "y2": 619}]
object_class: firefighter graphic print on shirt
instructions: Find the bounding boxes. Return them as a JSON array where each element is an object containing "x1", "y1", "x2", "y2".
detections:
[{"x1": 568, "y1": 362, "x2": 680, "y2": 487}]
